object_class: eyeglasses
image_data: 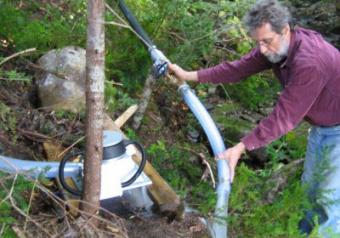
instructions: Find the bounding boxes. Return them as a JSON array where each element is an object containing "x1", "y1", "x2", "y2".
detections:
[{"x1": 256, "y1": 33, "x2": 281, "y2": 48}]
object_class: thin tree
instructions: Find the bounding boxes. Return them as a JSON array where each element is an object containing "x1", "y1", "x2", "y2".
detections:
[{"x1": 82, "y1": 0, "x2": 105, "y2": 216}]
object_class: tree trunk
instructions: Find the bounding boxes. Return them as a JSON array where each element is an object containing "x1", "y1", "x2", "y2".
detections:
[{"x1": 81, "y1": 0, "x2": 105, "y2": 217}]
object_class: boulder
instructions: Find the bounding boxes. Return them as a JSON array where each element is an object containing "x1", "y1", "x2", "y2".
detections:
[{"x1": 36, "y1": 46, "x2": 86, "y2": 112}]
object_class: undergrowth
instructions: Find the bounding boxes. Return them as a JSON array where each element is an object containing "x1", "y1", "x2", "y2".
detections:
[{"x1": 0, "y1": 172, "x2": 35, "y2": 237}]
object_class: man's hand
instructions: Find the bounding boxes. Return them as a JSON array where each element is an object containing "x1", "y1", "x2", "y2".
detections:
[
  {"x1": 217, "y1": 142, "x2": 246, "y2": 183},
  {"x1": 168, "y1": 63, "x2": 198, "y2": 82}
]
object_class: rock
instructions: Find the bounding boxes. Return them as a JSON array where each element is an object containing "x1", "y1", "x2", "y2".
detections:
[
  {"x1": 203, "y1": 102, "x2": 214, "y2": 111},
  {"x1": 207, "y1": 85, "x2": 217, "y2": 95},
  {"x1": 187, "y1": 129, "x2": 200, "y2": 143},
  {"x1": 36, "y1": 46, "x2": 86, "y2": 112}
]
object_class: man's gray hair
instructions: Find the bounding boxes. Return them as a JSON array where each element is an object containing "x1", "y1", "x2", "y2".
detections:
[{"x1": 243, "y1": 0, "x2": 291, "y2": 34}]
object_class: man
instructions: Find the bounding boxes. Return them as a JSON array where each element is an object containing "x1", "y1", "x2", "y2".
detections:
[{"x1": 168, "y1": 0, "x2": 340, "y2": 236}]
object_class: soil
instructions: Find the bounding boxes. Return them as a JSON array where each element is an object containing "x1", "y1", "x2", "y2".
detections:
[{"x1": 125, "y1": 213, "x2": 209, "y2": 238}]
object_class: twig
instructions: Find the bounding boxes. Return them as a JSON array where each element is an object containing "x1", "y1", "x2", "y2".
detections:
[
  {"x1": 0, "y1": 224, "x2": 4, "y2": 237},
  {"x1": 105, "y1": 79, "x2": 123, "y2": 86},
  {"x1": 57, "y1": 136, "x2": 85, "y2": 159},
  {"x1": 104, "y1": 2, "x2": 152, "y2": 48},
  {"x1": 0, "y1": 169, "x2": 128, "y2": 237},
  {"x1": 11, "y1": 226, "x2": 26, "y2": 238},
  {"x1": 0, "y1": 48, "x2": 36, "y2": 66},
  {"x1": 169, "y1": 31, "x2": 186, "y2": 42},
  {"x1": 24, "y1": 177, "x2": 38, "y2": 232},
  {"x1": 198, "y1": 153, "x2": 216, "y2": 188},
  {"x1": 24, "y1": 60, "x2": 68, "y2": 80},
  {"x1": 18, "y1": 128, "x2": 52, "y2": 140},
  {"x1": 10, "y1": 195, "x2": 53, "y2": 236},
  {"x1": 179, "y1": 146, "x2": 216, "y2": 188},
  {"x1": 0, "y1": 174, "x2": 18, "y2": 205},
  {"x1": 105, "y1": 2, "x2": 129, "y2": 27},
  {"x1": 105, "y1": 21, "x2": 130, "y2": 28}
]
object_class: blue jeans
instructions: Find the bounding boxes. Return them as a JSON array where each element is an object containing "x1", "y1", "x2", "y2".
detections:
[{"x1": 300, "y1": 125, "x2": 340, "y2": 237}]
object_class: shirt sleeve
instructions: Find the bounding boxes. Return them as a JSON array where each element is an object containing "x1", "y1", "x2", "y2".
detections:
[
  {"x1": 198, "y1": 47, "x2": 271, "y2": 84},
  {"x1": 241, "y1": 66, "x2": 325, "y2": 150}
]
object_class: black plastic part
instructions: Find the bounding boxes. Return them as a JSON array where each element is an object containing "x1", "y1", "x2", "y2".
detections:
[
  {"x1": 153, "y1": 61, "x2": 168, "y2": 78},
  {"x1": 118, "y1": 0, "x2": 154, "y2": 47},
  {"x1": 103, "y1": 140, "x2": 126, "y2": 160},
  {"x1": 121, "y1": 140, "x2": 147, "y2": 187},
  {"x1": 58, "y1": 151, "x2": 83, "y2": 196}
]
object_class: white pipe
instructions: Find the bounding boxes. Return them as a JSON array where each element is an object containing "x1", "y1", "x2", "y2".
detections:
[
  {"x1": 179, "y1": 83, "x2": 231, "y2": 238},
  {"x1": 0, "y1": 155, "x2": 82, "y2": 179}
]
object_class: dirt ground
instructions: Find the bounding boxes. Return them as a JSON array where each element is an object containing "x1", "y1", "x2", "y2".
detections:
[{"x1": 125, "y1": 213, "x2": 209, "y2": 238}]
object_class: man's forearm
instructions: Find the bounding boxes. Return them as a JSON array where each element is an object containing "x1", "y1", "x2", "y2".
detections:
[{"x1": 185, "y1": 71, "x2": 198, "y2": 81}]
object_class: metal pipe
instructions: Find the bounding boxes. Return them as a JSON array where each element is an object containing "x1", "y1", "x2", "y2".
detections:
[
  {"x1": 179, "y1": 83, "x2": 231, "y2": 238},
  {"x1": 0, "y1": 155, "x2": 82, "y2": 179}
]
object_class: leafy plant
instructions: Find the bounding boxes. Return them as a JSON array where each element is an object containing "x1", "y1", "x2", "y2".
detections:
[
  {"x1": 0, "y1": 0, "x2": 86, "y2": 51},
  {"x1": 265, "y1": 123, "x2": 308, "y2": 170},
  {"x1": 0, "y1": 172, "x2": 35, "y2": 237},
  {"x1": 0, "y1": 70, "x2": 32, "y2": 82},
  {"x1": 104, "y1": 82, "x2": 137, "y2": 113},
  {"x1": 228, "y1": 163, "x2": 309, "y2": 238},
  {"x1": 147, "y1": 140, "x2": 216, "y2": 211},
  {"x1": 0, "y1": 102, "x2": 17, "y2": 143}
]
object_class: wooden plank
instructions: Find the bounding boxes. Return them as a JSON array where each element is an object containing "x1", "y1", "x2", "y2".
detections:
[{"x1": 113, "y1": 104, "x2": 138, "y2": 128}]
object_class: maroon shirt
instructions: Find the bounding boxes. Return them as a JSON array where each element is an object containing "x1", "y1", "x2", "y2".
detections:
[{"x1": 198, "y1": 27, "x2": 340, "y2": 150}]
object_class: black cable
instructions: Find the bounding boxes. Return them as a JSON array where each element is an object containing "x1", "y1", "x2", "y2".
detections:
[
  {"x1": 121, "y1": 140, "x2": 147, "y2": 187},
  {"x1": 58, "y1": 151, "x2": 83, "y2": 196}
]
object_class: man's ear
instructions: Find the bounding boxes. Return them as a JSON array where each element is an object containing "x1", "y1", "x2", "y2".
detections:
[{"x1": 282, "y1": 24, "x2": 290, "y2": 36}]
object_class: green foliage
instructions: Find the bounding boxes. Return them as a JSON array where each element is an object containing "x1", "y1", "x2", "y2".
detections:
[
  {"x1": 104, "y1": 82, "x2": 137, "y2": 113},
  {"x1": 225, "y1": 73, "x2": 279, "y2": 110},
  {"x1": 147, "y1": 140, "x2": 216, "y2": 212},
  {"x1": 0, "y1": 69, "x2": 32, "y2": 82},
  {"x1": 54, "y1": 109, "x2": 85, "y2": 121},
  {"x1": 0, "y1": 102, "x2": 17, "y2": 143},
  {"x1": 266, "y1": 124, "x2": 308, "y2": 169},
  {"x1": 0, "y1": 171, "x2": 35, "y2": 237},
  {"x1": 229, "y1": 163, "x2": 309, "y2": 237},
  {"x1": 0, "y1": 0, "x2": 87, "y2": 51}
]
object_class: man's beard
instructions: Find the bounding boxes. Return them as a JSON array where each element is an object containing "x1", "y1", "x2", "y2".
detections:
[{"x1": 265, "y1": 38, "x2": 289, "y2": 63}]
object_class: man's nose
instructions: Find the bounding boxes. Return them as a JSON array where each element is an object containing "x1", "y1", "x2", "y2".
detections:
[{"x1": 259, "y1": 44, "x2": 268, "y2": 55}]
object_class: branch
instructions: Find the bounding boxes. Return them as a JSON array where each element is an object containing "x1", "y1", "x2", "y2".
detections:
[{"x1": 0, "y1": 48, "x2": 36, "y2": 66}]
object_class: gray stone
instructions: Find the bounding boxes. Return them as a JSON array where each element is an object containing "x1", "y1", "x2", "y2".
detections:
[
  {"x1": 187, "y1": 129, "x2": 200, "y2": 143},
  {"x1": 36, "y1": 46, "x2": 86, "y2": 112}
]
